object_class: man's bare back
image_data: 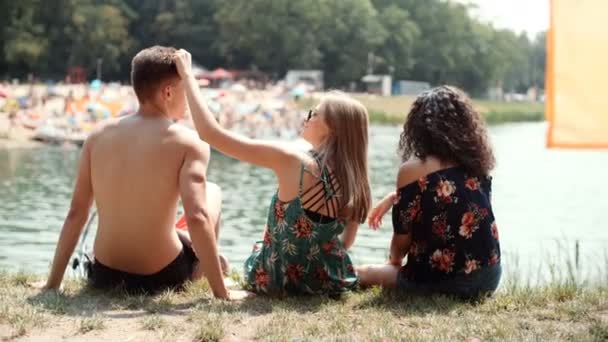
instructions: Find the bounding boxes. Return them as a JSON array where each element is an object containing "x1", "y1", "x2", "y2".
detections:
[
  {"x1": 44, "y1": 46, "x2": 231, "y2": 299},
  {"x1": 90, "y1": 115, "x2": 207, "y2": 274}
]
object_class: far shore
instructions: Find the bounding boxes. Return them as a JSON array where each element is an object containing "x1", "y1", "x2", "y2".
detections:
[{"x1": 0, "y1": 138, "x2": 44, "y2": 150}]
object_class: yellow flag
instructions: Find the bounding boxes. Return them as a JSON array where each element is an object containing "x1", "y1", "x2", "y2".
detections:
[{"x1": 547, "y1": 0, "x2": 608, "y2": 148}]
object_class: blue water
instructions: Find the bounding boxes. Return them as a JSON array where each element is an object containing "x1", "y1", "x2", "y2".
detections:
[{"x1": 1, "y1": 123, "x2": 607, "y2": 284}]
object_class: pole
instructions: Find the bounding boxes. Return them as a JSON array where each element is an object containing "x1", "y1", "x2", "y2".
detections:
[{"x1": 96, "y1": 58, "x2": 103, "y2": 81}]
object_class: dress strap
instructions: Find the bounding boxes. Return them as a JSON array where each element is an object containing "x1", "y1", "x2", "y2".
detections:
[
  {"x1": 297, "y1": 162, "x2": 306, "y2": 198},
  {"x1": 309, "y1": 151, "x2": 335, "y2": 198},
  {"x1": 299, "y1": 150, "x2": 341, "y2": 218}
]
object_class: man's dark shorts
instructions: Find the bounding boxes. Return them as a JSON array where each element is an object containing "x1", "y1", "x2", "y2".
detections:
[{"x1": 87, "y1": 234, "x2": 198, "y2": 294}]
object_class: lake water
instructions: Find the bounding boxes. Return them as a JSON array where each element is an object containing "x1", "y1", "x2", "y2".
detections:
[{"x1": 1, "y1": 122, "x2": 607, "y2": 284}]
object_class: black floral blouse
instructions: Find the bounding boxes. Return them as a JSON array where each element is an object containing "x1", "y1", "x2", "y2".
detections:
[{"x1": 392, "y1": 167, "x2": 501, "y2": 283}]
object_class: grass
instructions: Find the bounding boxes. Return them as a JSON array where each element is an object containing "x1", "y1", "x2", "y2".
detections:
[
  {"x1": 0, "y1": 245, "x2": 604, "y2": 341},
  {"x1": 301, "y1": 94, "x2": 545, "y2": 125},
  {"x1": 78, "y1": 315, "x2": 105, "y2": 334},
  {"x1": 0, "y1": 264, "x2": 606, "y2": 341},
  {"x1": 0, "y1": 274, "x2": 605, "y2": 341},
  {"x1": 139, "y1": 315, "x2": 166, "y2": 331},
  {"x1": 476, "y1": 99, "x2": 544, "y2": 124},
  {"x1": 191, "y1": 313, "x2": 225, "y2": 342}
]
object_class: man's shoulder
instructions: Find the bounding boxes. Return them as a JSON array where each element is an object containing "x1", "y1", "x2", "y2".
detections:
[
  {"x1": 84, "y1": 117, "x2": 123, "y2": 145},
  {"x1": 169, "y1": 124, "x2": 210, "y2": 158}
]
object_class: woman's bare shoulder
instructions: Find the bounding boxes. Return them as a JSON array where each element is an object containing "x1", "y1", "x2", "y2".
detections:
[{"x1": 396, "y1": 157, "x2": 444, "y2": 189}]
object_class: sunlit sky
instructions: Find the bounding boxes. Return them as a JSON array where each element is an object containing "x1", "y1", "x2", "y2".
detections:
[{"x1": 455, "y1": 0, "x2": 549, "y2": 36}]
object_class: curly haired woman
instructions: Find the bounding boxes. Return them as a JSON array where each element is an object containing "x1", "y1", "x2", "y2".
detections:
[{"x1": 357, "y1": 86, "x2": 501, "y2": 299}]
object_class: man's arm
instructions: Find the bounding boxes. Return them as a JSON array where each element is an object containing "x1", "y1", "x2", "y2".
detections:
[
  {"x1": 45, "y1": 139, "x2": 94, "y2": 289},
  {"x1": 179, "y1": 140, "x2": 228, "y2": 299}
]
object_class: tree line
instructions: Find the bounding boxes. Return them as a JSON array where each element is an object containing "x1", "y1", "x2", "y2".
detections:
[{"x1": 0, "y1": 0, "x2": 546, "y2": 95}]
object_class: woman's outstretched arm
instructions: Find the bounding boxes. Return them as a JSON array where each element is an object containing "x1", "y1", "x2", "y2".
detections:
[{"x1": 173, "y1": 49, "x2": 295, "y2": 171}]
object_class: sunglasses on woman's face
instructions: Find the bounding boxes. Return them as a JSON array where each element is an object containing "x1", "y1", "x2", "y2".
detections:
[{"x1": 306, "y1": 109, "x2": 318, "y2": 122}]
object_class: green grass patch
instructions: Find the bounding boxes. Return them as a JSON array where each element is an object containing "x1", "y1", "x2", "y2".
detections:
[
  {"x1": 78, "y1": 314, "x2": 105, "y2": 334},
  {"x1": 139, "y1": 314, "x2": 166, "y2": 331},
  {"x1": 479, "y1": 100, "x2": 545, "y2": 124},
  {"x1": 0, "y1": 271, "x2": 605, "y2": 341},
  {"x1": 192, "y1": 313, "x2": 225, "y2": 342},
  {"x1": 302, "y1": 94, "x2": 545, "y2": 125}
]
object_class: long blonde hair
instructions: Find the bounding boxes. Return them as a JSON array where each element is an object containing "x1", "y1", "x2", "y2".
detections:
[{"x1": 316, "y1": 91, "x2": 371, "y2": 223}]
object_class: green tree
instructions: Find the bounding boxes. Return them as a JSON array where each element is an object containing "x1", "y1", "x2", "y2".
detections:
[
  {"x1": 36, "y1": 0, "x2": 80, "y2": 79},
  {"x1": 373, "y1": 5, "x2": 420, "y2": 79},
  {"x1": 3, "y1": 1, "x2": 49, "y2": 77},
  {"x1": 68, "y1": 2, "x2": 132, "y2": 78},
  {"x1": 317, "y1": 0, "x2": 387, "y2": 87},
  {"x1": 0, "y1": 0, "x2": 546, "y2": 93},
  {"x1": 216, "y1": 0, "x2": 327, "y2": 75},
  {"x1": 151, "y1": 0, "x2": 222, "y2": 68},
  {"x1": 530, "y1": 32, "x2": 546, "y2": 89},
  {"x1": 392, "y1": 0, "x2": 480, "y2": 89}
]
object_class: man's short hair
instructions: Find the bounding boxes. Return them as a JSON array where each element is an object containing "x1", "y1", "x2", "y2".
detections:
[{"x1": 130, "y1": 46, "x2": 179, "y2": 103}]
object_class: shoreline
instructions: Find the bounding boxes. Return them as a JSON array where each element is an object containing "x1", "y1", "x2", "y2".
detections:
[
  {"x1": 368, "y1": 109, "x2": 545, "y2": 125},
  {"x1": 0, "y1": 124, "x2": 44, "y2": 150},
  {"x1": 299, "y1": 95, "x2": 545, "y2": 125},
  {"x1": 0, "y1": 138, "x2": 45, "y2": 150},
  {"x1": 0, "y1": 118, "x2": 545, "y2": 151}
]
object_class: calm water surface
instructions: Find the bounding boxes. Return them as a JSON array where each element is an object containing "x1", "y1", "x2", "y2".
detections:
[{"x1": 1, "y1": 123, "x2": 607, "y2": 283}]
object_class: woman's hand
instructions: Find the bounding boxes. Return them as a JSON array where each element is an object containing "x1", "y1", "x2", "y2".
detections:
[
  {"x1": 368, "y1": 191, "x2": 397, "y2": 230},
  {"x1": 173, "y1": 48, "x2": 295, "y2": 174},
  {"x1": 173, "y1": 49, "x2": 194, "y2": 79},
  {"x1": 229, "y1": 289, "x2": 254, "y2": 301}
]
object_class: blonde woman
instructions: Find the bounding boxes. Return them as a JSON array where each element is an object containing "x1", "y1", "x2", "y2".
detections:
[{"x1": 173, "y1": 50, "x2": 371, "y2": 296}]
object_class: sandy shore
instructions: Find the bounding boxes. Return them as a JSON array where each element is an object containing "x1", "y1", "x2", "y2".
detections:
[
  {"x1": 0, "y1": 138, "x2": 44, "y2": 150},
  {"x1": 0, "y1": 119, "x2": 44, "y2": 149}
]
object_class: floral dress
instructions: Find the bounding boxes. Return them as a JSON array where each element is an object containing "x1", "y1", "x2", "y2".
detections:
[
  {"x1": 392, "y1": 166, "x2": 501, "y2": 283},
  {"x1": 244, "y1": 156, "x2": 358, "y2": 296}
]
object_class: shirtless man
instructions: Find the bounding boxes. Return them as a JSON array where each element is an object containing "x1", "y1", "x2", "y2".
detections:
[{"x1": 43, "y1": 46, "x2": 230, "y2": 298}]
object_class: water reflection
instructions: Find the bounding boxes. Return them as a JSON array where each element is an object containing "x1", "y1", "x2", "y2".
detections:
[{"x1": 1, "y1": 123, "x2": 607, "y2": 284}]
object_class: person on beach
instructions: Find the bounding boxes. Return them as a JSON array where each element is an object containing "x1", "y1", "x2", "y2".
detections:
[
  {"x1": 173, "y1": 49, "x2": 371, "y2": 296},
  {"x1": 357, "y1": 86, "x2": 502, "y2": 299},
  {"x1": 43, "y1": 46, "x2": 242, "y2": 299}
]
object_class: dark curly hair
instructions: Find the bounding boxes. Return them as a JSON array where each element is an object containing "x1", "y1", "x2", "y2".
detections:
[{"x1": 398, "y1": 85, "x2": 495, "y2": 176}]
